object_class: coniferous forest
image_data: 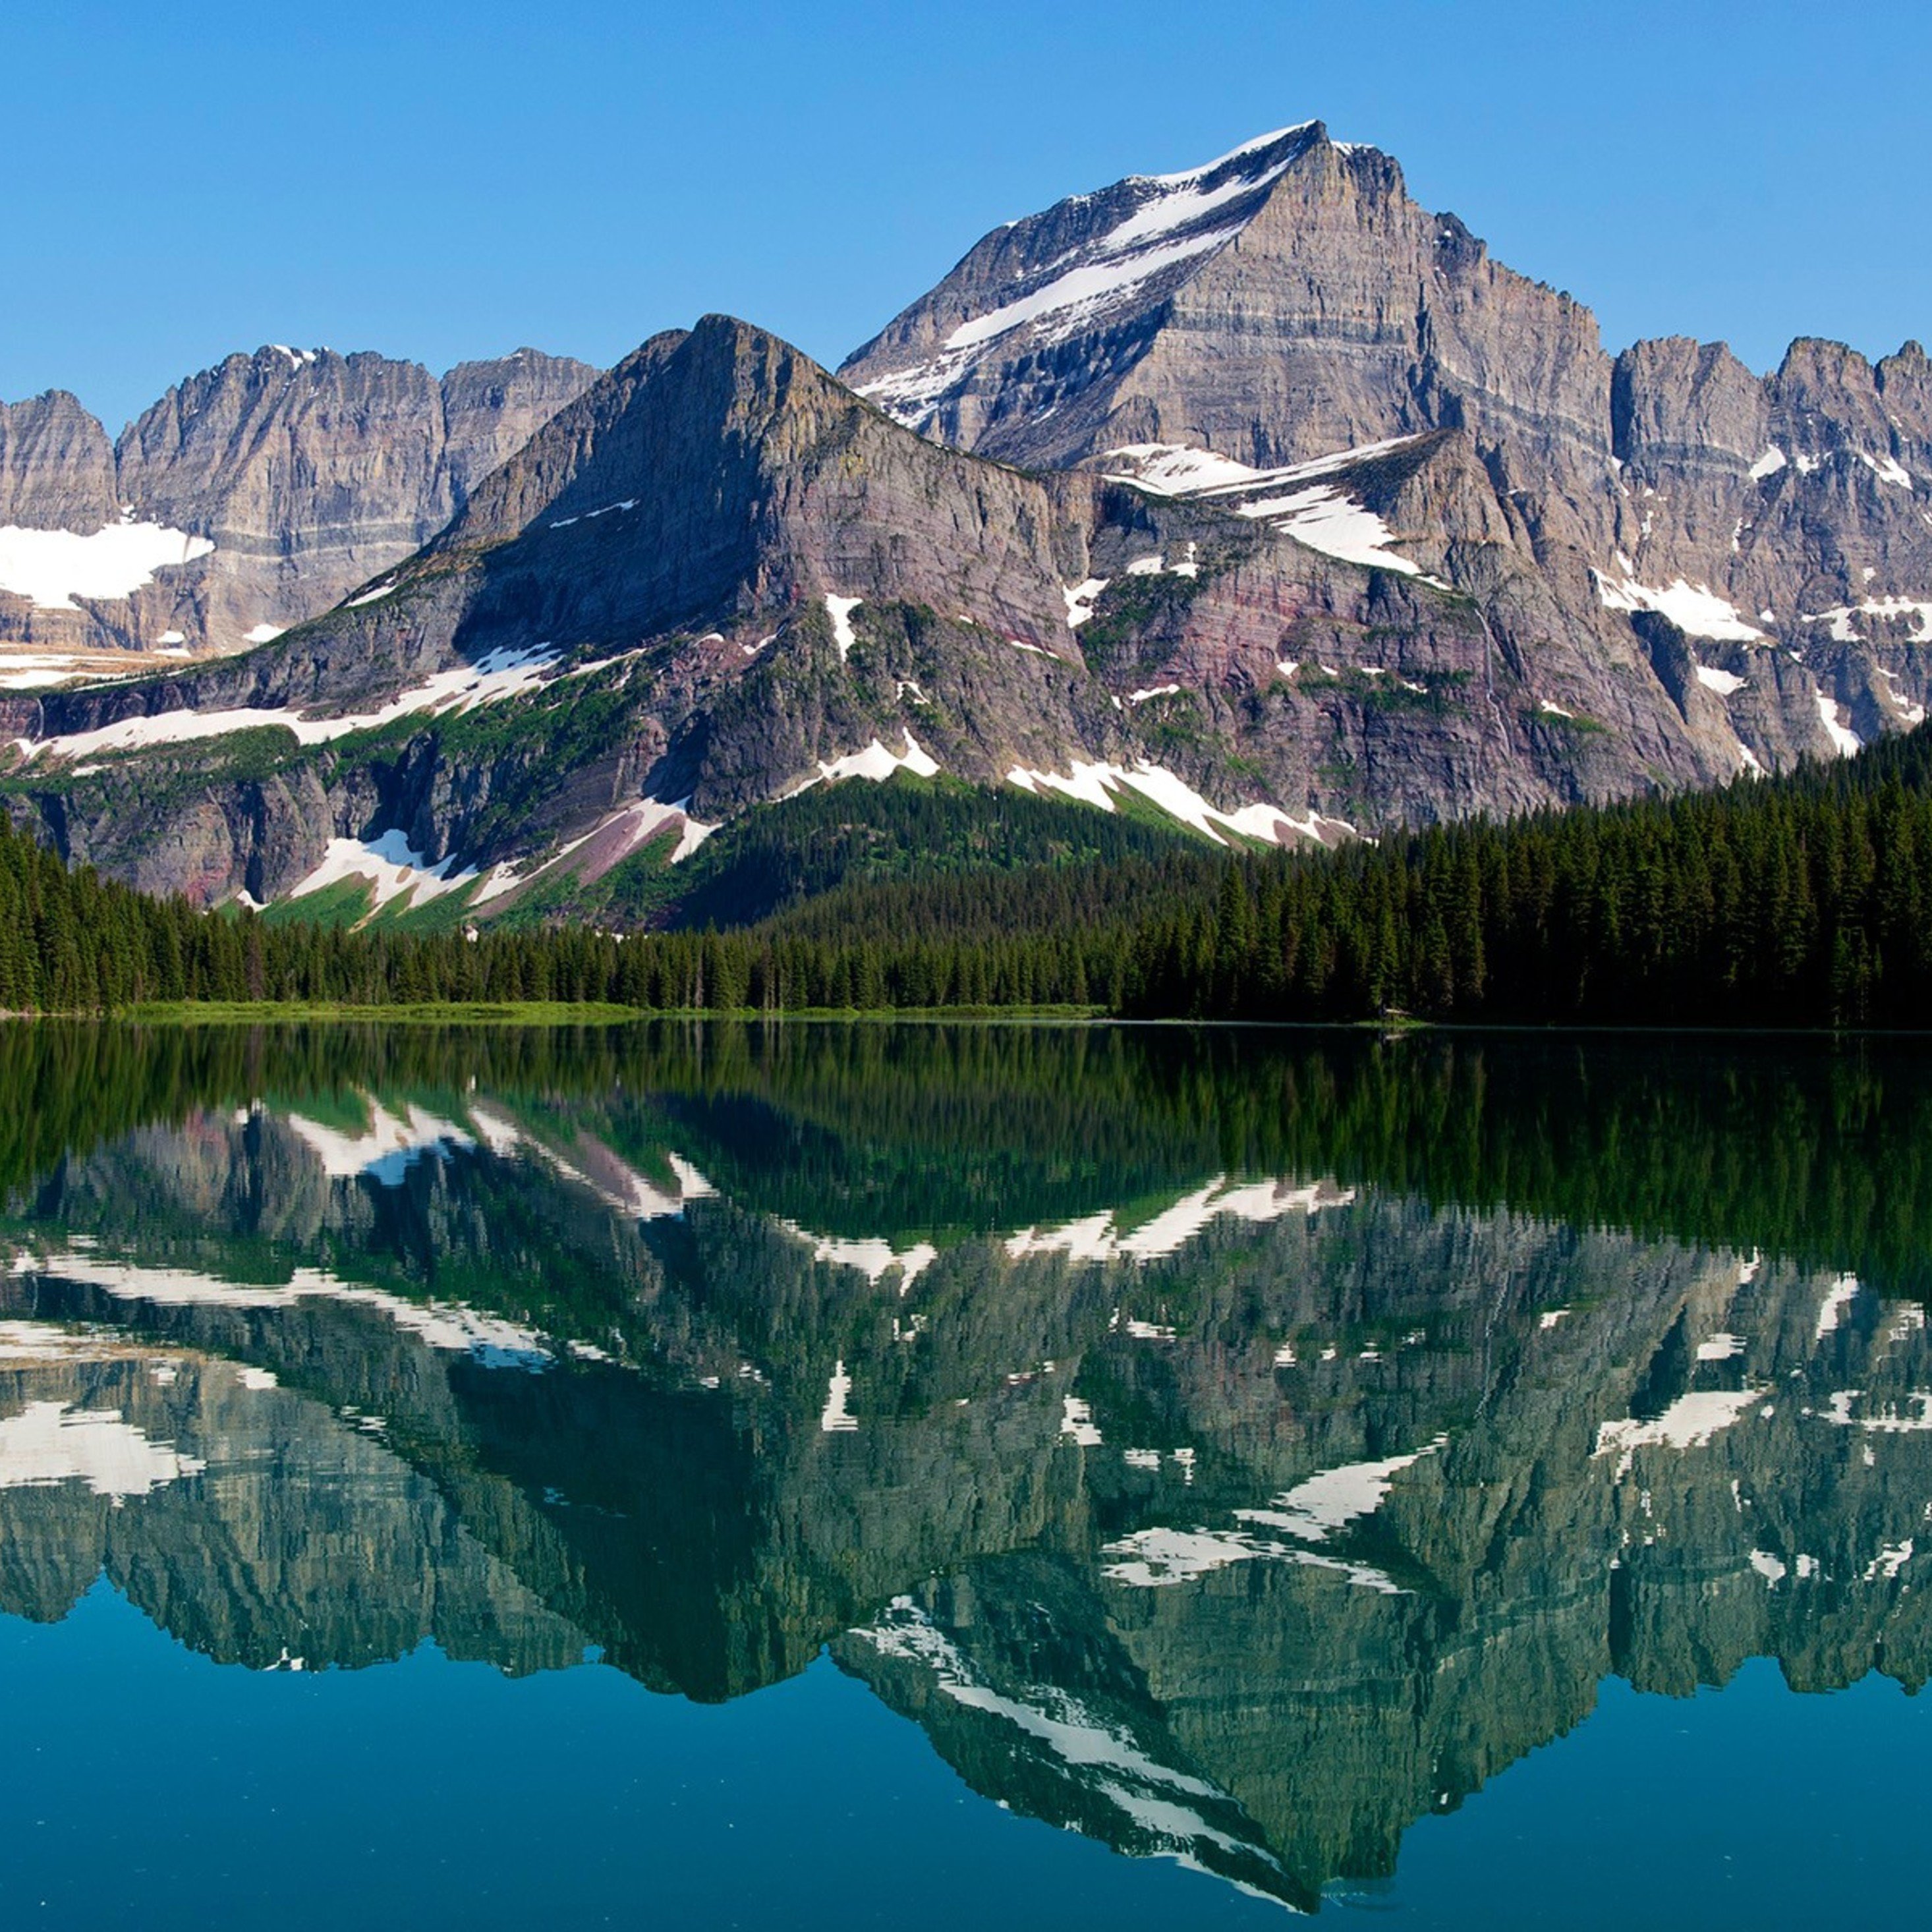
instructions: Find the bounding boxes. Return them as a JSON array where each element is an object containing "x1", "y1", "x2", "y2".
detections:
[{"x1": 5, "y1": 725, "x2": 1932, "y2": 1028}]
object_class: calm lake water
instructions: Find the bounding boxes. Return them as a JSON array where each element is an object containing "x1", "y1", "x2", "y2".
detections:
[{"x1": 0, "y1": 1021, "x2": 1927, "y2": 1927}]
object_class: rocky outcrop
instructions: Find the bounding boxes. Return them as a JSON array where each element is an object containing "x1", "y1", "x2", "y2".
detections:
[
  {"x1": 846, "y1": 121, "x2": 1932, "y2": 778},
  {"x1": 0, "y1": 345, "x2": 598, "y2": 669},
  {"x1": 438, "y1": 350, "x2": 606, "y2": 505},
  {"x1": 0, "y1": 391, "x2": 117, "y2": 530}
]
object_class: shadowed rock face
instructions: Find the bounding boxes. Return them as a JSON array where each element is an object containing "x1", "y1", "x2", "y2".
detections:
[
  {"x1": 0, "y1": 346, "x2": 598, "y2": 664},
  {"x1": 0, "y1": 1023, "x2": 1927, "y2": 1911}
]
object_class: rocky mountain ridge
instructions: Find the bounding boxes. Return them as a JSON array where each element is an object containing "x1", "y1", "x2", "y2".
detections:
[
  {"x1": 847, "y1": 121, "x2": 1932, "y2": 754},
  {"x1": 0, "y1": 345, "x2": 598, "y2": 677},
  {"x1": 0, "y1": 119, "x2": 1924, "y2": 915}
]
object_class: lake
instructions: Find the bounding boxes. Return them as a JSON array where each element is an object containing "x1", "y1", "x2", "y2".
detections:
[{"x1": 0, "y1": 1020, "x2": 1926, "y2": 1927}]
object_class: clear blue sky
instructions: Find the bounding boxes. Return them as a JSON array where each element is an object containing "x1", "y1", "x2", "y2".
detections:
[{"x1": 6, "y1": 0, "x2": 1928, "y2": 431}]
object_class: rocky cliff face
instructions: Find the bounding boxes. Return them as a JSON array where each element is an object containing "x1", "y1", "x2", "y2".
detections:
[
  {"x1": 845, "y1": 120, "x2": 1932, "y2": 778},
  {"x1": 4, "y1": 120, "x2": 1927, "y2": 911},
  {"x1": 0, "y1": 346, "x2": 598, "y2": 675},
  {"x1": 0, "y1": 392, "x2": 117, "y2": 530}
]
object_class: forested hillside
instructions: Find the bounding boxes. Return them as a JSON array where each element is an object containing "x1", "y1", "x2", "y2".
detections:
[{"x1": 5, "y1": 728, "x2": 1931, "y2": 1028}]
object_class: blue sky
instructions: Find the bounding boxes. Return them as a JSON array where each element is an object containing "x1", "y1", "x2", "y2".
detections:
[{"x1": 6, "y1": 0, "x2": 1928, "y2": 430}]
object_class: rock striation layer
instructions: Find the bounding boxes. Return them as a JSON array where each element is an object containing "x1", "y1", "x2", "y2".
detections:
[{"x1": 0, "y1": 346, "x2": 598, "y2": 674}]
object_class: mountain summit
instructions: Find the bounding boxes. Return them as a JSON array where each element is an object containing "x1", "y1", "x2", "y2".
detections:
[{"x1": 2, "y1": 124, "x2": 1927, "y2": 921}]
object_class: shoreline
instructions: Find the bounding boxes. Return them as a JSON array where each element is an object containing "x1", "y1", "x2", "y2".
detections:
[{"x1": 0, "y1": 1003, "x2": 1921, "y2": 1040}]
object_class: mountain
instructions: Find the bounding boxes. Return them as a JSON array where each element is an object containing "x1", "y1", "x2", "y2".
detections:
[
  {"x1": 0, "y1": 346, "x2": 598, "y2": 680},
  {"x1": 0, "y1": 121, "x2": 1925, "y2": 918},
  {"x1": 845, "y1": 121, "x2": 1932, "y2": 765},
  {"x1": 0, "y1": 314, "x2": 1731, "y2": 909}
]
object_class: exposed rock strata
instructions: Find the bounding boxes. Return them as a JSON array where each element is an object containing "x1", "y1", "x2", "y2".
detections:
[{"x1": 0, "y1": 347, "x2": 598, "y2": 666}]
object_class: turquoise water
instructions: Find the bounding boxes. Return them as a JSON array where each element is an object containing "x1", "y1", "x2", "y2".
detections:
[{"x1": 0, "y1": 1023, "x2": 1925, "y2": 1925}]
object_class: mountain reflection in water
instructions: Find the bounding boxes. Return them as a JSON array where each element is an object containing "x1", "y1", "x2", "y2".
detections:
[{"x1": 1, "y1": 1020, "x2": 1928, "y2": 1917}]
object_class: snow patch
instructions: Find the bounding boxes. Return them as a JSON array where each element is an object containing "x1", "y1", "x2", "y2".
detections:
[
  {"x1": 16, "y1": 644, "x2": 563, "y2": 766},
  {"x1": 0, "y1": 517, "x2": 213, "y2": 611},
  {"x1": 824, "y1": 594, "x2": 863, "y2": 661},
  {"x1": 288, "y1": 831, "x2": 478, "y2": 917},
  {"x1": 1802, "y1": 597, "x2": 1932, "y2": 646},
  {"x1": 1593, "y1": 1388, "x2": 1762, "y2": 1472},
  {"x1": 1060, "y1": 1397, "x2": 1103, "y2": 1447},
  {"x1": 1813, "y1": 690, "x2": 1861, "y2": 758},
  {"x1": 1007, "y1": 1175, "x2": 1354, "y2": 1266},
  {"x1": 1816, "y1": 1274, "x2": 1863, "y2": 1342},
  {"x1": 782, "y1": 1222, "x2": 938, "y2": 1292},
  {"x1": 946, "y1": 229, "x2": 1245, "y2": 355},
  {"x1": 30, "y1": 1252, "x2": 554, "y2": 1371},
  {"x1": 1105, "y1": 434, "x2": 1427, "y2": 500},
  {"x1": 1860, "y1": 451, "x2": 1913, "y2": 490},
  {"x1": 1694, "y1": 664, "x2": 1746, "y2": 696},
  {"x1": 1063, "y1": 579, "x2": 1110, "y2": 628},
  {"x1": 1236, "y1": 486, "x2": 1423, "y2": 575},
  {"x1": 1100, "y1": 443, "x2": 1266, "y2": 494},
  {"x1": 1593, "y1": 569, "x2": 1765, "y2": 642},
  {"x1": 1234, "y1": 1440, "x2": 1444, "y2": 1543},
  {"x1": 1103, "y1": 438, "x2": 1435, "y2": 579},
  {"x1": 819, "y1": 1359, "x2": 859, "y2": 1433},
  {"x1": 1863, "y1": 1539, "x2": 1914, "y2": 1581},
  {"x1": 1818, "y1": 1389, "x2": 1932, "y2": 1434},
  {"x1": 1008, "y1": 757, "x2": 1351, "y2": 849},
  {"x1": 786, "y1": 732, "x2": 940, "y2": 796},
  {"x1": 0, "y1": 1320, "x2": 134, "y2": 1365},
  {"x1": 285, "y1": 1098, "x2": 475, "y2": 1183},
  {"x1": 0, "y1": 1403, "x2": 205, "y2": 1498},
  {"x1": 1099, "y1": 1524, "x2": 1407, "y2": 1594}
]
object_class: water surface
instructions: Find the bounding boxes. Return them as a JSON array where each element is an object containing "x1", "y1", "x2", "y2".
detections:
[{"x1": 0, "y1": 1022, "x2": 1926, "y2": 1925}]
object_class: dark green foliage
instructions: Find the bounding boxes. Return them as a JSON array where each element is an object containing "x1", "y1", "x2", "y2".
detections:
[
  {"x1": 4, "y1": 1019, "x2": 1927, "y2": 1307},
  {"x1": 660, "y1": 778, "x2": 1201, "y2": 929},
  {"x1": 1120, "y1": 726, "x2": 1932, "y2": 1027},
  {"x1": 1073, "y1": 569, "x2": 1206, "y2": 681},
  {"x1": 9, "y1": 725, "x2": 1932, "y2": 1029}
]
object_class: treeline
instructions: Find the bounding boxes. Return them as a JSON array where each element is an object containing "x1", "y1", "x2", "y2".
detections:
[
  {"x1": 1126, "y1": 729, "x2": 1932, "y2": 1027},
  {"x1": 6, "y1": 725, "x2": 1932, "y2": 1026},
  {"x1": 744, "y1": 726, "x2": 1932, "y2": 1027}
]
